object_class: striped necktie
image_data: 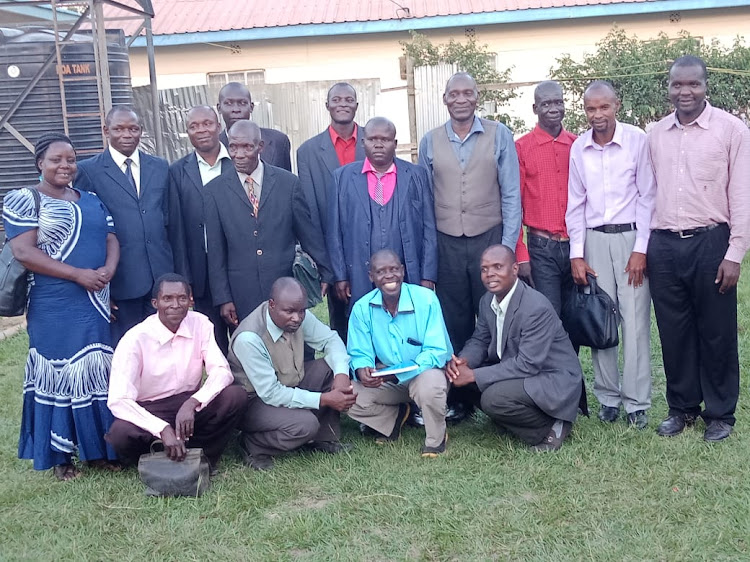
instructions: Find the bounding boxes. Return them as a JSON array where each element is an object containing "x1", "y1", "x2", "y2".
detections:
[{"x1": 245, "y1": 176, "x2": 259, "y2": 216}]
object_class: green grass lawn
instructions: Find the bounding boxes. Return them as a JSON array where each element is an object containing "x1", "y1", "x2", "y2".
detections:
[{"x1": 1, "y1": 279, "x2": 748, "y2": 562}]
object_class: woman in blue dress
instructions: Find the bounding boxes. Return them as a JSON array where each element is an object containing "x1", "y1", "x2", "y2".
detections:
[{"x1": 3, "y1": 133, "x2": 120, "y2": 481}]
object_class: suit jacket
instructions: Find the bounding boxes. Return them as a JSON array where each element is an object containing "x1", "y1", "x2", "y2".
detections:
[
  {"x1": 326, "y1": 157, "x2": 438, "y2": 308},
  {"x1": 296, "y1": 125, "x2": 365, "y2": 234},
  {"x1": 204, "y1": 163, "x2": 332, "y2": 321},
  {"x1": 460, "y1": 282, "x2": 583, "y2": 422},
  {"x1": 219, "y1": 127, "x2": 292, "y2": 172},
  {"x1": 75, "y1": 149, "x2": 173, "y2": 301},
  {"x1": 167, "y1": 152, "x2": 234, "y2": 299}
]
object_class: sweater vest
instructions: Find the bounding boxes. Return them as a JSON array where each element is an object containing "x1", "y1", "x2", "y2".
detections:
[
  {"x1": 227, "y1": 301, "x2": 305, "y2": 394},
  {"x1": 431, "y1": 118, "x2": 503, "y2": 237}
]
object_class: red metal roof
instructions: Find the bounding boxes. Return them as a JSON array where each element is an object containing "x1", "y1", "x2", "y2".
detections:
[{"x1": 109, "y1": 0, "x2": 653, "y2": 36}]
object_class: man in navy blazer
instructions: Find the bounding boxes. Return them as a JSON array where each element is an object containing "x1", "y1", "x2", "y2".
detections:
[
  {"x1": 297, "y1": 82, "x2": 365, "y2": 340},
  {"x1": 75, "y1": 106, "x2": 173, "y2": 344},
  {"x1": 326, "y1": 117, "x2": 438, "y2": 312},
  {"x1": 217, "y1": 82, "x2": 292, "y2": 172},
  {"x1": 205, "y1": 120, "x2": 332, "y2": 329},
  {"x1": 168, "y1": 105, "x2": 232, "y2": 353}
]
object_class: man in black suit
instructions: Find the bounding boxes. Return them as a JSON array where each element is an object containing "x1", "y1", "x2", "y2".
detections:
[
  {"x1": 205, "y1": 120, "x2": 332, "y2": 331},
  {"x1": 216, "y1": 82, "x2": 292, "y2": 172},
  {"x1": 447, "y1": 245, "x2": 583, "y2": 452},
  {"x1": 75, "y1": 106, "x2": 173, "y2": 344},
  {"x1": 168, "y1": 105, "x2": 232, "y2": 353},
  {"x1": 297, "y1": 82, "x2": 365, "y2": 340}
]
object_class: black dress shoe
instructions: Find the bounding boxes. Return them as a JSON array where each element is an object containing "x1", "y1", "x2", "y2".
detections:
[
  {"x1": 656, "y1": 414, "x2": 688, "y2": 436},
  {"x1": 704, "y1": 420, "x2": 733, "y2": 442},
  {"x1": 446, "y1": 402, "x2": 474, "y2": 425},
  {"x1": 598, "y1": 405, "x2": 620, "y2": 423}
]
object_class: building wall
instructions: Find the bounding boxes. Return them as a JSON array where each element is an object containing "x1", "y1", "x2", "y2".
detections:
[{"x1": 127, "y1": 6, "x2": 750, "y2": 145}]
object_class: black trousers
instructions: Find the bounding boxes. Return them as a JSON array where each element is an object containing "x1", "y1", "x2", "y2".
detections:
[
  {"x1": 647, "y1": 224, "x2": 739, "y2": 424},
  {"x1": 327, "y1": 291, "x2": 349, "y2": 344},
  {"x1": 527, "y1": 234, "x2": 575, "y2": 318},
  {"x1": 194, "y1": 292, "x2": 229, "y2": 356},
  {"x1": 437, "y1": 225, "x2": 503, "y2": 408},
  {"x1": 105, "y1": 385, "x2": 248, "y2": 466},
  {"x1": 480, "y1": 378, "x2": 555, "y2": 446},
  {"x1": 111, "y1": 294, "x2": 155, "y2": 346}
]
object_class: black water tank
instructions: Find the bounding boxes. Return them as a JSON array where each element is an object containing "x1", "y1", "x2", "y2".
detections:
[{"x1": 0, "y1": 27, "x2": 132, "y2": 206}]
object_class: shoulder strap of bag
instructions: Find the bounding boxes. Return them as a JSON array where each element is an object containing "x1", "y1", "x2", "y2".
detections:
[{"x1": 29, "y1": 188, "x2": 41, "y2": 217}]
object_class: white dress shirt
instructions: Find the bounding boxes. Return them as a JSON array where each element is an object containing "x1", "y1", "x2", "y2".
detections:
[
  {"x1": 490, "y1": 279, "x2": 519, "y2": 359},
  {"x1": 108, "y1": 145, "x2": 141, "y2": 195}
]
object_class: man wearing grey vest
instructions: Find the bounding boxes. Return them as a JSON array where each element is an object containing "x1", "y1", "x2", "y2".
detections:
[
  {"x1": 419, "y1": 72, "x2": 521, "y2": 422},
  {"x1": 227, "y1": 278, "x2": 356, "y2": 470}
]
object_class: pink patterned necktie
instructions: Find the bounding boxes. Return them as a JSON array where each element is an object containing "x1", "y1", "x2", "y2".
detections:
[
  {"x1": 374, "y1": 172, "x2": 384, "y2": 206},
  {"x1": 245, "y1": 176, "x2": 259, "y2": 215}
]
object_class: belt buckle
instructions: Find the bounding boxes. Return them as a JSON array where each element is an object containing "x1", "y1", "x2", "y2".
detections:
[{"x1": 678, "y1": 230, "x2": 694, "y2": 239}]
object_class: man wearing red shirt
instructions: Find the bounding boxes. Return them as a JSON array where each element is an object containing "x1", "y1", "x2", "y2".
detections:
[
  {"x1": 297, "y1": 83, "x2": 365, "y2": 340},
  {"x1": 515, "y1": 81, "x2": 577, "y2": 316}
]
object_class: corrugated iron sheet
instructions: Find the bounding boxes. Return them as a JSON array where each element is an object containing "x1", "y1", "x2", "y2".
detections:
[
  {"x1": 133, "y1": 78, "x2": 380, "y2": 171},
  {"x1": 106, "y1": 0, "x2": 653, "y2": 36}
]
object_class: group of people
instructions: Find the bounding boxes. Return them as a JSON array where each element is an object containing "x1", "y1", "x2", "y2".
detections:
[{"x1": 3, "y1": 53, "x2": 748, "y2": 480}]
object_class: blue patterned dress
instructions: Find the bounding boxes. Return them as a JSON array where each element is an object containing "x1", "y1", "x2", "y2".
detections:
[{"x1": 3, "y1": 187, "x2": 117, "y2": 470}]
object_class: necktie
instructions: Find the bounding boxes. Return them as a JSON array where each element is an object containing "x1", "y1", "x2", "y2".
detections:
[
  {"x1": 374, "y1": 172, "x2": 384, "y2": 206},
  {"x1": 245, "y1": 176, "x2": 259, "y2": 216},
  {"x1": 124, "y1": 158, "x2": 137, "y2": 195}
]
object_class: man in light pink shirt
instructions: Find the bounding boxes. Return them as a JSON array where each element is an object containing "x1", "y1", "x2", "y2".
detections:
[
  {"x1": 106, "y1": 273, "x2": 247, "y2": 470},
  {"x1": 566, "y1": 80, "x2": 655, "y2": 429},
  {"x1": 648, "y1": 55, "x2": 750, "y2": 442}
]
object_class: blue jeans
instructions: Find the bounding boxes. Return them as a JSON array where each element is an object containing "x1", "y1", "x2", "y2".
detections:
[{"x1": 527, "y1": 234, "x2": 574, "y2": 317}]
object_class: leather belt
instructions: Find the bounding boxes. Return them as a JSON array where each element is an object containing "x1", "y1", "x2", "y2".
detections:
[
  {"x1": 591, "y1": 223, "x2": 636, "y2": 234},
  {"x1": 527, "y1": 227, "x2": 569, "y2": 242},
  {"x1": 653, "y1": 223, "x2": 722, "y2": 239}
]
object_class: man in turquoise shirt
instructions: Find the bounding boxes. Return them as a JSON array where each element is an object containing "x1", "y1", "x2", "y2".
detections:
[{"x1": 347, "y1": 249, "x2": 453, "y2": 457}]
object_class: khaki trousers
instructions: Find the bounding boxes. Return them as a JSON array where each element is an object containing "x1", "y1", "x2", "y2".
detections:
[
  {"x1": 348, "y1": 368, "x2": 448, "y2": 447},
  {"x1": 584, "y1": 229, "x2": 652, "y2": 413}
]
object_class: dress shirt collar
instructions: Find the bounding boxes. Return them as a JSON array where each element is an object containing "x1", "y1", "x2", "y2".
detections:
[
  {"x1": 531, "y1": 124, "x2": 574, "y2": 146},
  {"x1": 669, "y1": 100, "x2": 712, "y2": 130},
  {"x1": 445, "y1": 115, "x2": 484, "y2": 144},
  {"x1": 196, "y1": 143, "x2": 230, "y2": 168},
  {"x1": 361, "y1": 158, "x2": 396, "y2": 175},
  {"x1": 490, "y1": 279, "x2": 519, "y2": 317},
  {"x1": 368, "y1": 283, "x2": 416, "y2": 315},
  {"x1": 265, "y1": 309, "x2": 285, "y2": 342},
  {"x1": 237, "y1": 160, "x2": 264, "y2": 189},
  {"x1": 109, "y1": 145, "x2": 140, "y2": 168},
  {"x1": 147, "y1": 313, "x2": 194, "y2": 346},
  {"x1": 583, "y1": 120, "x2": 624, "y2": 149},
  {"x1": 329, "y1": 123, "x2": 358, "y2": 144}
]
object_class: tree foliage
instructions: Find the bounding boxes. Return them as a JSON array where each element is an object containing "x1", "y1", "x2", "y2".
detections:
[
  {"x1": 401, "y1": 31, "x2": 524, "y2": 132},
  {"x1": 550, "y1": 27, "x2": 750, "y2": 133}
]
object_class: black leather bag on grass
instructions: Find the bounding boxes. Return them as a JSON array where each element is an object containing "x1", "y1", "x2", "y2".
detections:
[
  {"x1": 561, "y1": 273, "x2": 620, "y2": 349},
  {"x1": 0, "y1": 188, "x2": 41, "y2": 317},
  {"x1": 138, "y1": 441, "x2": 211, "y2": 497}
]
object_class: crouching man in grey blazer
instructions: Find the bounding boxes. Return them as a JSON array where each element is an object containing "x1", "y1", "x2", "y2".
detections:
[{"x1": 447, "y1": 244, "x2": 584, "y2": 451}]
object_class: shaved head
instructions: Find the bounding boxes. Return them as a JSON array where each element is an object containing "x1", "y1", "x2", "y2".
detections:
[
  {"x1": 482, "y1": 244, "x2": 516, "y2": 263},
  {"x1": 584, "y1": 80, "x2": 619, "y2": 101},
  {"x1": 363, "y1": 116, "x2": 396, "y2": 137},
  {"x1": 270, "y1": 277, "x2": 306, "y2": 302},
  {"x1": 268, "y1": 277, "x2": 307, "y2": 333},
  {"x1": 534, "y1": 80, "x2": 563, "y2": 103}
]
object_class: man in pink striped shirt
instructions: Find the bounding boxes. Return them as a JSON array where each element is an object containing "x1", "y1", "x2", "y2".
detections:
[
  {"x1": 106, "y1": 273, "x2": 247, "y2": 470},
  {"x1": 648, "y1": 55, "x2": 750, "y2": 442},
  {"x1": 566, "y1": 81, "x2": 655, "y2": 430}
]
